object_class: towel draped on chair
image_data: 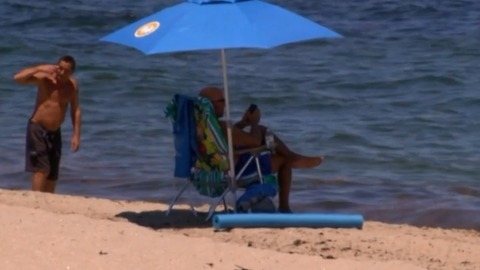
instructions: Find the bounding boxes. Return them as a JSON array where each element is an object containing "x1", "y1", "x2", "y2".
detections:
[
  {"x1": 165, "y1": 95, "x2": 198, "y2": 178},
  {"x1": 166, "y1": 95, "x2": 229, "y2": 197}
]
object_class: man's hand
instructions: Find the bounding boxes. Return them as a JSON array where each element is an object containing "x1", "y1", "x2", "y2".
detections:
[
  {"x1": 34, "y1": 71, "x2": 57, "y2": 84},
  {"x1": 39, "y1": 65, "x2": 61, "y2": 83},
  {"x1": 37, "y1": 64, "x2": 59, "y2": 74},
  {"x1": 40, "y1": 65, "x2": 61, "y2": 83},
  {"x1": 13, "y1": 64, "x2": 59, "y2": 84},
  {"x1": 242, "y1": 106, "x2": 261, "y2": 126},
  {"x1": 71, "y1": 135, "x2": 80, "y2": 152}
]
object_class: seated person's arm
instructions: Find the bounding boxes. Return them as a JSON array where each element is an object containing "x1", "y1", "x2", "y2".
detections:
[
  {"x1": 234, "y1": 104, "x2": 256, "y2": 130},
  {"x1": 221, "y1": 106, "x2": 263, "y2": 148},
  {"x1": 220, "y1": 121, "x2": 262, "y2": 148},
  {"x1": 234, "y1": 119, "x2": 247, "y2": 129}
]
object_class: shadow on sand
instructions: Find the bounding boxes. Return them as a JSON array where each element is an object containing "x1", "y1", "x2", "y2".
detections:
[{"x1": 115, "y1": 209, "x2": 213, "y2": 229}]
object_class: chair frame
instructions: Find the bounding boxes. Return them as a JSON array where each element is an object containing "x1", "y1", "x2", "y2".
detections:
[{"x1": 166, "y1": 145, "x2": 270, "y2": 220}]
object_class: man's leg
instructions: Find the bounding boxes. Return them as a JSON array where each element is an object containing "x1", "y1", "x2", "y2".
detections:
[
  {"x1": 26, "y1": 121, "x2": 52, "y2": 192},
  {"x1": 271, "y1": 155, "x2": 293, "y2": 212},
  {"x1": 32, "y1": 171, "x2": 48, "y2": 191},
  {"x1": 44, "y1": 179, "x2": 57, "y2": 193},
  {"x1": 41, "y1": 129, "x2": 62, "y2": 193},
  {"x1": 45, "y1": 133, "x2": 61, "y2": 194},
  {"x1": 259, "y1": 125, "x2": 324, "y2": 169}
]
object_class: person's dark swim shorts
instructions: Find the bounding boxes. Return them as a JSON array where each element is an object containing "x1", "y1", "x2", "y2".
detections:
[{"x1": 25, "y1": 120, "x2": 62, "y2": 180}]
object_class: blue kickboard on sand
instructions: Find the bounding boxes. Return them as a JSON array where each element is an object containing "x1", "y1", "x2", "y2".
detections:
[{"x1": 213, "y1": 213, "x2": 364, "y2": 230}]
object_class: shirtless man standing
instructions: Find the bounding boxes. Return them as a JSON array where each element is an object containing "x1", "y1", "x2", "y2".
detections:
[{"x1": 13, "y1": 55, "x2": 81, "y2": 193}]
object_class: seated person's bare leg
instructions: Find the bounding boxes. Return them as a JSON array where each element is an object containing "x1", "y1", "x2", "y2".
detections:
[
  {"x1": 32, "y1": 171, "x2": 48, "y2": 192},
  {"x1": 259, "y1": 125, "x2": 324, "y2": 169},
  {"x1": 44, "y1": 179, "x2": 57, "y2": 193},
  {"x1": 271, "y1": 155, "x2": 293, "y2": 212}
]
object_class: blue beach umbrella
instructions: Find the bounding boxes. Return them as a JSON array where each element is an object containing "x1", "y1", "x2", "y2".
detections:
[{"x1": 100, "y1": 0, "x2": 342, "y2": 187}]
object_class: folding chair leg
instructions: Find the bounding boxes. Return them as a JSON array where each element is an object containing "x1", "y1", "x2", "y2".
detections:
[
  {"x1": 189, "y1": 204, "x2": 198, "y2": 217},
  {"x1": 166, "y1": 181, "x2": 192, "y2": 216},
  {"x1": 254, "y1": 156, "x2": 264, "y2": 183},
  {"x1": 222, "y1": 198, "x2": 228, "y2": 212},
  {"x1": 206, "y1": 188, "x2": 231, "y2": 221}
]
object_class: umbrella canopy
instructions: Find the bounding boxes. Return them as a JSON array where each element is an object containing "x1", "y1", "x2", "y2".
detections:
[
  {"x1": 100, "y1": 0, "x2": 341, "y2": 54},
  {"x1": 100, "y1": 0, "x2": 342, "y2": 192}
]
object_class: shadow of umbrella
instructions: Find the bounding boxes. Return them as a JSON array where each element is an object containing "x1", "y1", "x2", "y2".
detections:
[{"x1": 115, "y1": 209, "x2": 211, "y2": 229}]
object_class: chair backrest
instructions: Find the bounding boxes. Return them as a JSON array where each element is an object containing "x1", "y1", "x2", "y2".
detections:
[
  {"x1": 164, "y1": 94, "x2": 198, "y2": 178},
  {"x1": 165, "y1": 94, "x2": 229, "y2": 197},
  {"x1": 192, "y1": 96, "x2": 231, "y2": 197},
  {"x1": 193, "y1": 96, "x2": 229, "y2": 172}
]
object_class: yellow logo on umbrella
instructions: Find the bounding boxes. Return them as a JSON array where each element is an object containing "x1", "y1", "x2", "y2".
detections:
[{"x1": 134, "y1": 21, "x2": 160, "y2": 38}]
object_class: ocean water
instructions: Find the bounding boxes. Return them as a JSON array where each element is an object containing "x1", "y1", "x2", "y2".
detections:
[{"x1": 1, "y1": 0, "x2": 479, "y2": 230}]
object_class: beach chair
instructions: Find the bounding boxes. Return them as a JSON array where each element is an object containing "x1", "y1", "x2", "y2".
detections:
[{"x1": 164, "y1": 94, "x2": 278, "y2": 220}]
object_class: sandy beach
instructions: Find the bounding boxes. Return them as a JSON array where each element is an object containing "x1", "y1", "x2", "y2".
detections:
[{"x1": 0, "y1": 188, "x2": 478, "y2": 270}]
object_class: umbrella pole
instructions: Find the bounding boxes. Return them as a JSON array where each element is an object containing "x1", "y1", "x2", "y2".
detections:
[{"x1": 221, "y1": 49, "x2": 237, "y2": 204}]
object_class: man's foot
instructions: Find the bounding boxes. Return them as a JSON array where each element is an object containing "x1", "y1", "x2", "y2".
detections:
[
  {"x1": 292, "y1": 155, "x2": 324, "y2": 169},
  {"x1": 278, "y1": 208, "x2": 293, "y2": 213}
]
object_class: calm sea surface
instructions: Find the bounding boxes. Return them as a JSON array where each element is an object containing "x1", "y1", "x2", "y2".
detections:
[{"x1": 1, "y1": 0, "x2": 479, "y2": 230}]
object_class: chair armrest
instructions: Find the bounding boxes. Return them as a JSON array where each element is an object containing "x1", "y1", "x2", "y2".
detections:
[{"x1": 234, "y1": 145, "x2": 268, "y2": 155}]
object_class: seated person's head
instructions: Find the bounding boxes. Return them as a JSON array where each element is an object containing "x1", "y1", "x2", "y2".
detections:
[{"x1": 199, "y1": 86, "x2": 225, "y2": 118}]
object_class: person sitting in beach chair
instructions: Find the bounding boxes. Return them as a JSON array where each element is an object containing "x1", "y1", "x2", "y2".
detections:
[
  {"x1": 199, "y1": 86, "x2": 324, "y2": 213},
  {"x1": 164, "y1": 94, "x2": 278, "y2": 218}
]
